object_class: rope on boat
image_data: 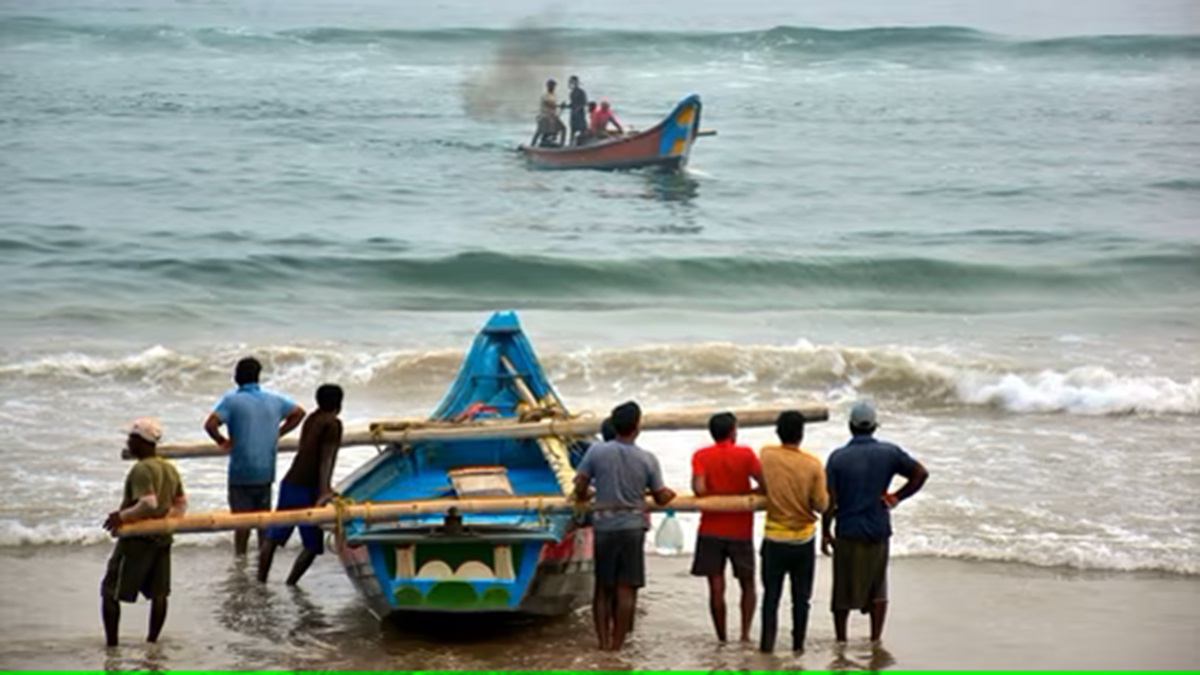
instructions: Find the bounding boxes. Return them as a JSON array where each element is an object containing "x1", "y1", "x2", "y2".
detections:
[
  {"x1": 332, "y1": 494, "x2": 359, "y2": 546},
  {"x1": 370, "y1": 425, "x2": 388, "y2": 454}
]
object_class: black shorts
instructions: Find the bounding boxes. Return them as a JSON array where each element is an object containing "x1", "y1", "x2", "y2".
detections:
[
  {"x1": 594, "y1": 529, "x2": 646, "y2": 588},
  {"x1": 101, "y1": 538, "x2": 171, "y2": 603},
  {"x1": 832, "y1": 538, "x2": 889, "y2": 612},
  {"x1": 691, "y1": 535, "x2": 755, "y2": 579},
  {"x1": 228, "y1": 483, "x2": 272, "y2": 513}
]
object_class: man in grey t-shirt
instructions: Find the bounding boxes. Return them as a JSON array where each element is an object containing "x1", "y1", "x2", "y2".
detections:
[{"x1": 574, "y1": 401, "x2": 675, "y2": 652}]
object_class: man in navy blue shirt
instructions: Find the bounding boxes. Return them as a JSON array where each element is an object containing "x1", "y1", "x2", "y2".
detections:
[{"x1": 822, "y1": 401, "x2": 928, "y2": 646}]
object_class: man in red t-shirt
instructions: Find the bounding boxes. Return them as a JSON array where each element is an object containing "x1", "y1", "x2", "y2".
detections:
[{"x1": 690, "y1": 412, "x2": 764, "y2": 643}]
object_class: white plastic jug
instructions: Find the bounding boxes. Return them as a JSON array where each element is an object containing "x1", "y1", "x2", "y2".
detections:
[{"x1": 654, "y1": 508, "x2": 684, "y2": 555}]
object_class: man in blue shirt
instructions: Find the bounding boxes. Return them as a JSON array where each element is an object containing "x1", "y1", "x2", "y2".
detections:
[
  {"x1": 204, "y1": 357, "x2": 305, "y2": 556},
  {"x1": 573, "y1": 401, "x2": 675, "y2": 651},
  {"x1": 822, "y1": 401, "x2": 928, "y2": 646}
]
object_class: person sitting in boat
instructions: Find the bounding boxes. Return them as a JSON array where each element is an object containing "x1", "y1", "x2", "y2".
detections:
[
  {"x1": 589, "y1": 99, "x2": 624, "y2": 138},
  {"x1": 574, "y1": 101, "x2": 600, "y2": 145},
  {"x1": 531, "y1": 78, "x2": 566, "y2": 148}
]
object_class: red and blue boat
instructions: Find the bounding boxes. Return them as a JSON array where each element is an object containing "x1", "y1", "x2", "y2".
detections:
[{"x1": 519, "y1": 94, "x2": 708, "y2": 171}]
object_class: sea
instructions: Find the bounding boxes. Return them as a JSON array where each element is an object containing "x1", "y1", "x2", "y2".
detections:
[{"x1": 1, "y1": 0, "x2": 1198, "y2": 668}]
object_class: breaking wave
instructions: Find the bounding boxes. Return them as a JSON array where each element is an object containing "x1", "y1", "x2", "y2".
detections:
[{"x1": 1, "y1": 341, "x2": 1196, "y2": 417}]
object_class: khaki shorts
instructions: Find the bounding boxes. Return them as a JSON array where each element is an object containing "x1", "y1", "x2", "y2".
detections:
[
  {"x1": 101, "y1": 537, "x2": 171, "y2": 603},
  {"x1": 831, "y1": 538, "x2": 888, "y2": 612}
]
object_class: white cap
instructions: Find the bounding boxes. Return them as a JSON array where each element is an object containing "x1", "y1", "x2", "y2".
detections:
[
  {"x1": 849, "y1": 401, "x2": 877, "y2": 429},
  {"x1": 128, "y1": 417, "x2": 163, "y2": 444}
]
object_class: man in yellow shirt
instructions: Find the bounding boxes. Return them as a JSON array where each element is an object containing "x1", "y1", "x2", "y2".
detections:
[{"x1": 758, "y1": 410, "x2": 828, "y2": 653}]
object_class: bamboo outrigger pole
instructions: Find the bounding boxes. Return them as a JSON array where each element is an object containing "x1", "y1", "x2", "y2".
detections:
[
  {"x1": 147, "y1": 404, "x2": 828, "y2": 459},
  {"x1": 116, "y1": 493, "x2": 766, "y2": 538}
]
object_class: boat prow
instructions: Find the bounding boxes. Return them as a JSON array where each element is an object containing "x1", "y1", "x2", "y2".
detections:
[{"x1": 519, "y1": 94, "x2": 705, "y2": 171}]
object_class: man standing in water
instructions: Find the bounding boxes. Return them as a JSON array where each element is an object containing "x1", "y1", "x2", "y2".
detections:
[
  {"x1": 573, "y1": 401, "x2": 676, "y2": 651},
  {"x1": 101, "y1": 418, "x2": 186, "y2": 647},
  {"x1": 758, "y1": 410, "x2": 827, "y2": 653},
  {"x1": 204, "y1": 357, "x2": 305, "y2": 556},
  {"x1": 822, "y1": 401, "x2": 928, "y2": 645},
  {"x1": 690, "y1": 411, "x2": 763, "y2": 643},
  {"x1": 565, "y1": 75, "x2": 588, "y2": 145},
  {"x1": 258, "y1": 384, "x2": 344, "y2": 585}
]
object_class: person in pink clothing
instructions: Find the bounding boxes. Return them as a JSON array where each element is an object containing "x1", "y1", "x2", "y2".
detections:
[{"x1": 589, "y1": 99, "x2": 624, "y2": 137}]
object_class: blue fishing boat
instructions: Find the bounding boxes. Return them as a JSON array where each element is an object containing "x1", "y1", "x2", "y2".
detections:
[{"x1": 333, "y1": 311, "x2": 594, "y2": 619}]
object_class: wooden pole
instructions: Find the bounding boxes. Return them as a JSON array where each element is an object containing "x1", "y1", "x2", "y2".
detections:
[
  {"x1": 116, "y1": 493, "x2": 765, "y2": 537},
  {"x1": 498, "y1": 354, "x2": 574, "y2": 496},
  {"x1": 149, "y1": 404, "x2": 828, "y2": 459}
]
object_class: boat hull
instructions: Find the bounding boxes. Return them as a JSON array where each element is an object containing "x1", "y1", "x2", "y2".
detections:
[
  {"x1": 519, "y1": 94, "x2": 702, "y2": 171},
  {"x1": 333, "y1": 311, "x2": 596, "y2": 620},
  {"x1": 336, "y1": 525, "x2": 593, "y2": 620}
]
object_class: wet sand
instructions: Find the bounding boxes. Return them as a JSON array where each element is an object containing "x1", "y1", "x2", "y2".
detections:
[{"x1": 1, "y1": 544, "x2": 1197, "y2": 670}]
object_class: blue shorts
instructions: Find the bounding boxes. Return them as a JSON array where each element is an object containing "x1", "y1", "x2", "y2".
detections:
[{"x1": 265, "y1": 480, "x2": 324, "y2": 554}]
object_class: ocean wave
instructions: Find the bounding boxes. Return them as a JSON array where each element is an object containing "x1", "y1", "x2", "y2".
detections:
[
  {"x1": 4, "y1": 17, "x2": 1198, "y2": 62},
  {"x1": 1149, "y1": 178, "x2": 1200, "y2": 192},
  {"x1": 2, "y1": 342, "x2": 1196, "y2": 417},
  {"x1": 27, "y1": 250, "x2": 1200, "y2": 313},
  {"x1": 892, "y1": 533, "x2": 1199, "y2": 575},
  {"x1": 3, "y1": 517, "x2": 1192, "y2": 574},
  {"x1": 0, "y1": 519, "x2": 224, "y2": 548},
  {"x1": 550, "y1": 343, "x2": 1200, "y2": 416}
]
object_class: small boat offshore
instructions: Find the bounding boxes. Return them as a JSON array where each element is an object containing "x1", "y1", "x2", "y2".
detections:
[{"x1": 519, "y1": 94, "x2": 710, "y2": 171}]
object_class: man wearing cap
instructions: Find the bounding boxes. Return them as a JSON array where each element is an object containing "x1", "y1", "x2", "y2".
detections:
[
  {"x1": 532, "y1": 78, "x2": 565, "y2": 147},
  {"x1": 822, "y1": 401, "x2": 928, "y2": 645},
  {"x1": 204, "y1": 357, "x2": 305, "y2": 556},
  {"x1": 101, "y1": 418, "x2": 187, "y2": 647}
]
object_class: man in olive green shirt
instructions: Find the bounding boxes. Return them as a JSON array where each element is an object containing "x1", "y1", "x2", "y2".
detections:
[{"x1": 101, "y1": 418, "x2": 187, "y2": 647}]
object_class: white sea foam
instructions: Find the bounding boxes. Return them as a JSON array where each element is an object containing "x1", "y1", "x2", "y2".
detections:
[
  {"x1": 1, "y1": 340, "x2": 1196, "y2": 576},
  {"x1": 891, "y1": 531, "x2": 1200, "y2": 575},
  {"x1": 0, "y1": 519, "x2": 224, "y2": 548},
  {"x1": 643, "y1": 511, "x2": 1199, "y2": 575},
  {"x1": 955, "y1": 366, "x2": 1200, "y2": 415},
  {"x1": 2, "y1": 342, "x2": 1197, "y2": 416},
  {"x1": 4, "y1": 511, "x2": 1192, "y2": 575}
]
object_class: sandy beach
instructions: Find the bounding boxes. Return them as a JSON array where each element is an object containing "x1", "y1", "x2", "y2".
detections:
[{"x1": 2, "y1": 543, "x2": 1196, "y2": 670}]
